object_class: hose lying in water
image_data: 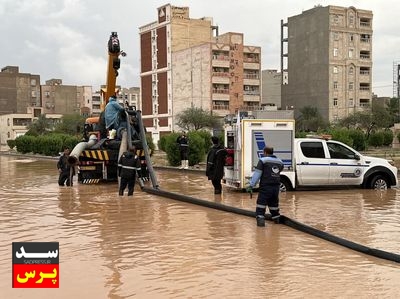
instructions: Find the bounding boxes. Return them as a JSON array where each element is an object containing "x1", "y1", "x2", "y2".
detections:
[{"x1": 142, "y1": 186, "x2": 400, "y2": 264}]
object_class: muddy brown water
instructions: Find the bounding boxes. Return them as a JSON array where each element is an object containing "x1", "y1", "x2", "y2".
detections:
[{"x1": 0, "y1": 155, "x2": 399, "y2": 298}]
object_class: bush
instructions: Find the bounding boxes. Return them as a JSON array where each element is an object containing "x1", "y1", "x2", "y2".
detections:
[
  {"x1": 6, "y1": 139, "x2": 16, "y2": 149},
  {"x1": 382, "y1": 130, "x2": 393, "y2": 146},
  {"x1": 14, "y1": 134, "x2": 80, "y2": 156},
  {"x1": 158, "y1": 135, "x2": 167, "y2": 152},
  {"x1": 164, "y1": 132, "x2": 181, "y2": 166},
  {"x1": 368, "y1": 131, "x2": 384, "y2": 147},
  {"x1": 160, "y1": 131, "x2": 209, "y2": 166},
  {"x1": 187, "y1": 131, "x2": 206, "y2": 166},
  {"x1": 194, "y1": 130, "x2": 213, "y2": 155},
  {"x1": 348, "y1": 129, "x2": 366, "y2": 151},
  {"x1": 328, "y1": 128, "x2": 353, "y2": 147}
]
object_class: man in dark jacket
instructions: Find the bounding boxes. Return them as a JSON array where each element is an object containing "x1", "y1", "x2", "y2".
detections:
[
  {"x1": 57, "y1": 147, "x2": 75, "y2": 186},
  {"x1": 247, "y1": 146, "x2": 284, "y2": 227},
  {"x1": 206, "y1": 136, "x2": 227, "y2": 194},
  {"x1": 118, "y1": 147, "x2": 141, "y2": 196},
  {"x1": 176, "y1": 132, "x2": 189, "y2": 169}
]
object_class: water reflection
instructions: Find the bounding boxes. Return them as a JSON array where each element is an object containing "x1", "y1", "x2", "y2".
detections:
[{"x1": 0, "y1": 155, "x2": 400, "y2": 298}]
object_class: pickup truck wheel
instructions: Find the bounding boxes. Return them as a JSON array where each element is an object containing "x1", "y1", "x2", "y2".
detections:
[
  {"x1": 280, "y1": 178, "x2": 292, "y2": 192},
  {"x1": 369, "y1": 175, "x2": 389, "y2": 190}
]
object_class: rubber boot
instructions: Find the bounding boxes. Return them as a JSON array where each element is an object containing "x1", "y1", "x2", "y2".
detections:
[
  {"x1": 179, "y1": 160, "x2": 184, "y2": 169},
  {"x1": 184, "y1": 160, "x2": 189, "y2": 169},
  {"x1": 256, "y1": 215, "x2": 265, "y2": 227}
]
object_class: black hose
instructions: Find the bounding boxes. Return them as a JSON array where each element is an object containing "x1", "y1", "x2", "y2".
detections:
[{"x1": 142, "y1": 186, "x2": 400, "y2": 264}]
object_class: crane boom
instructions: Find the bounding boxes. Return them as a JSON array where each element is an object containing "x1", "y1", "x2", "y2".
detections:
[{"x1": 101, "y1": 32, "x2": 123, "y2": 111}]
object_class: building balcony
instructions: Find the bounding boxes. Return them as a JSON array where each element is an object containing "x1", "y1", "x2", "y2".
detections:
[
  {"x1": 243, "y1": 94, "x2": 261, "y2": 102},
  {"x1": 243, "y1": 78, "x2": 260, "y2": 86},
  {"x1": 212, "y1": 60, "x2": 230, "y2": 68},
  {"x1": 212, "y1": 93, "x2": 230, "y2": 101},
  {"x1": 243, "y1": 62, "x2": 260, "y2": 70},
  {"x1": 212, "y1": 76, "x2": 230, "y2": 85},
  {"x1": 212, "y1": 89, "x2": 229, "y2": 94},
  {"x1": 243, "y1": 73, "x2": 259, "y2": 79},
  {"x1": 212, "y1": 72, "x2": 230, "y2": 77},
  {"x1": 243, "y1": 57, "x2": 260, "y2": 63},
  {"x1": 212, "y1": 103, "x2": 230, "y2": 116}
]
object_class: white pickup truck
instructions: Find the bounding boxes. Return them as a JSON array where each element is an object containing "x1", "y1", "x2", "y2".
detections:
[{"x1": 223, "y1": 119, "x2": 398, "y2": 191}]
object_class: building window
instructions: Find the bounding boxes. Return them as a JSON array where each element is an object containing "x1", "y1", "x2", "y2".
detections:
[
  {"x1": 333, "y1": 81, "x2": 338, "y2": 89},
  {"x1": 333, "y1": 32, "x2": 339, "y2": 40},
  {"x1": 333, "y1": 66, "x2": 338, "y2": 74},
  {"x1": 348, "y1": 49, "x2": 353, "y2": 58},
  {"x1": 333, "y1": 15, "x2": 339, "y2": 24},
  {"x1": 7, "y1": 132, "x2": 11, "y2": 138},
  {"x1": 349, "y1": 67, "x2": 354, "y2": 74},
  {"x1": 349, "y1": 98, "x2": 354, "y2": 107},
  {"x1": 7, "y1": 118, "x2": 10, "y2": 126},
  {"x1": 333, "y1": 98, "x2": 338, "y2": 106},
  {"x1": 31, "y1": 90, "x2": 37, "y2": 97},
  {"x1": 349, "y1": 34, "x2": 354, "y2": 42},
  {"x1": 333, "y1": 48, "x2": 338, "y2": 57},
  {"x1": 30, "y1": 79, "x2": 36, "y2": 86},
  {"x1": 349, "y1": 82, "x2": 354, "y2": 90},
  {"x1": 349, "y1": 15, "x2": 354, "y2": 25}
]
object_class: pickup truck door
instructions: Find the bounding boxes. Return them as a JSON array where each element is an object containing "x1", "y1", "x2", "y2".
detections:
[
  {"x1": 296, "y1": 141, "x2": 330, "y2": 185},
  {"x1": 326, "y1": 141, "x2": 364, "y2": 185}
]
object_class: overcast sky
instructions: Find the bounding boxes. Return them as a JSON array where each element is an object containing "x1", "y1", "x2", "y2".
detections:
[{"x1": 1, "y1": 0, "x2": 399, "y2": 97}]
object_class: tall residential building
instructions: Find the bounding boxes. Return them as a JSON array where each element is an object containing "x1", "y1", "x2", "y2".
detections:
[
  {"x1": 119, "y1": 87, "x2": 141, "y2": 110},
  {"x1": 139, "y1": 4, "x2": 213, "y2": 142},
  {"x1": 261, "y1": 69, "x2": 282, "y2": 108},
  {"x1": 281, "y1": 5, "x2": 373, "y2": 122},
  {"x1": 139, "y1": 4, "x2": 261, "y2": 144},
  {"x1": 0, "y1": 66, "x2": 41, "y2": 115},
  {"x1": 41, "y1": 79, "x2": 93, "y2": 116}
]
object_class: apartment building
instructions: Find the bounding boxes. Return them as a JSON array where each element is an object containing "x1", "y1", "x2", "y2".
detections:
[
  {"x1": 172, "y1": 32, "x2": 261, "y2": 118},
  {"x1": 0, "y1": 66, "x2": 41, "y2": 115},
  {"x1": 119, "y1": 87, "x2": 141, "y2": 110},
  {"x1": 41, "y1": 79, "x2": 93, "y2": 116},
  {"x1": 281, "y1": 5, "x2": 373, "y2": 122},
  {"x1": 139, "y1": 4, "x2": 213, "y2": 143},
  {"x1": 139, "y1": 4, "x2": 261, "y2": 143},
  {"x1": 261, "y1": 69, "x2": 282, "y2": 108}
]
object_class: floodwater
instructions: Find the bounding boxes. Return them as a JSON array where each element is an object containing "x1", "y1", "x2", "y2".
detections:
[{"x1": 0, "y1": 154, "x2": 400, "y2": 299}]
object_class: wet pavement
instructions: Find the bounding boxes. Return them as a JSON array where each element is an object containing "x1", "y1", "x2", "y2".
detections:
[{"x1": 0, "y1": 154, "x2": 400, "y2": 298}]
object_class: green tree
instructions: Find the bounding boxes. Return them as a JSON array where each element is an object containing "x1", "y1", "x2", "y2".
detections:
[
  {"x1": 176, "y1": 107, "x2": 221, "y2": 131},
  {"x1": 26, "y1": 114, "x2": 52, "y2": 136},
  {"x1": 386, "y1": 97, "x2": 400, "y2": 122},
  {"x1": 296, "y1": 106, "x2": 327, "y2": 132},
  {"x1": 54, "y1": 114, "x2": 86, "y2": 136}
]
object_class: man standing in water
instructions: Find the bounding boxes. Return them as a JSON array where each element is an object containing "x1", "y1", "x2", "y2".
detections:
[
  {"x1": 176, "y1": 132, "x2": 189, "y2": 169},
  {"x1": 118, "y1": 147, "x2": 141, "y2": 196},
  {"x1": 247, "y1": 146, "x2": 284, "y2": 227},
  {"x1": 57, "y1": 147, "x2": 75, "y2": 186},
  {"x1": 206, "y1": 136, "x2": 227, "y2": 194}
]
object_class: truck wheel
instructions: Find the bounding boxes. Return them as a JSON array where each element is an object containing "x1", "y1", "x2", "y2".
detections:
[
  {"x1": 369, "y1": 175, "x2": 389, "y2": 190},
  {"x1": 280, "y1": 178, "x2": 293, "y2": 192}
]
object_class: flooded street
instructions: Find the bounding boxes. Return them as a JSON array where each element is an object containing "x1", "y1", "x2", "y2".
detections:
[{"x1": 1, "y1": 154, "x2": 400, "y2": 298}]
